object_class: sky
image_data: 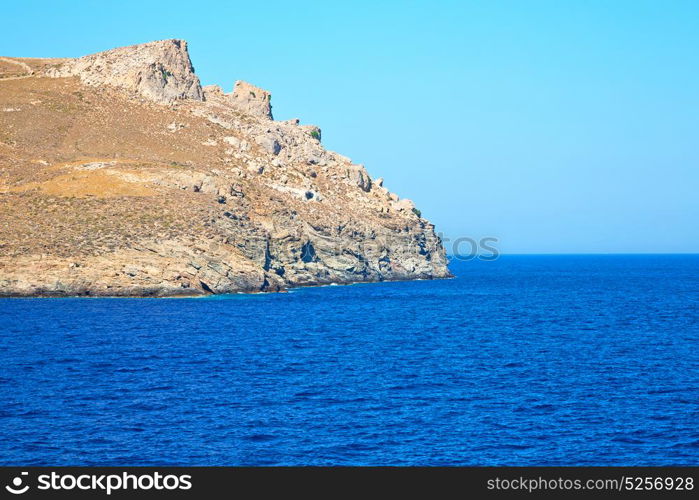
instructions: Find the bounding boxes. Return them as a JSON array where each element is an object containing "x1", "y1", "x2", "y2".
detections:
[{"x1": 2, "y1": 1, "x2": 698, "y2": 253}]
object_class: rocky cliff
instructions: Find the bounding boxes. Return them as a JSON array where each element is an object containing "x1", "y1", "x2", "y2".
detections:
[
  {"x1": 44, "y1": 39, "x2": 203, "y2": 103},
  {"x1": 0, "y1": 40, "x2": 450, "y2": 296}
]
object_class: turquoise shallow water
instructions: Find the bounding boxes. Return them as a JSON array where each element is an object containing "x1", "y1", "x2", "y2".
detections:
[{"x1": 1, "y1": 255, "x2": 698, "y2": 465}]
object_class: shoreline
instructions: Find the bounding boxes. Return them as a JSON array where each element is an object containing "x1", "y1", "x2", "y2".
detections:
[{"x1": 0, "y1": 272, "x2": 455, "y2": 299}]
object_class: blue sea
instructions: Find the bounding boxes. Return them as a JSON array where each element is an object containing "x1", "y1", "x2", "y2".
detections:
[{"x1": 1, "y1": 255, "x2": 698, "y2": 466}]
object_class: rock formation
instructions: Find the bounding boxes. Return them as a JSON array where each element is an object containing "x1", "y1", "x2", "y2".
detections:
[
  {"x1": 228, "y1": 80, "x2": 273, "y2": 119},
  {"x1": 0, "y1": 40, "x2": 450, "y2": 296},
  {"x1": 44, "y1": 39, "x2": 203, "y2": 103}
]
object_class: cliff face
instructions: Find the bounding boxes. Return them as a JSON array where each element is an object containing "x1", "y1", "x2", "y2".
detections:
[{"x1": 0, "y1": 40, "x2": 450, "y2": 297}]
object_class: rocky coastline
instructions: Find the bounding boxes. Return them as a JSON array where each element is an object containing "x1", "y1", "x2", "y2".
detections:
[{"x1": 0, "y1": 40, "x2": 450, "y2": 297}]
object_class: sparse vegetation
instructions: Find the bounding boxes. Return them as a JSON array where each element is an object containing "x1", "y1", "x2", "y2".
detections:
[
  {"x1": 310, "y1": 130, "x2": 320, "y2": 140},
  {"x1": 412, "y1": 208, "x2": 422, "y2": 218}
]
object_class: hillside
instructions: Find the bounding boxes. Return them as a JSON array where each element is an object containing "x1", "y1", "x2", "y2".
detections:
[{"x1": 0, "y1": 39, "x2": 449, "y2": 296}]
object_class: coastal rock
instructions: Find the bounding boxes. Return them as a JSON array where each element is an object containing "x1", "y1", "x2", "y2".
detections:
[
  {"x1": 300, "y1": 125, "x2": 321, "y2": 142},
  {"x1": 393, "y1": 198, "x2": 416, "y2": 213},
  {"x1": 0, "y1": 39, "x2": 450, "y2": 297},
  {"x1": 255, "y1": 135, "x2": 282, "y2": 155},
  {"x1": 228, "y1": 80, "x2": 272, "y2": 119},
  {"x1": 346, "y1": 164, "x2": 372, "y2": 192}
]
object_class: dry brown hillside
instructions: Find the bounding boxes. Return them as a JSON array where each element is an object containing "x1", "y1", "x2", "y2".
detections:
[{"x1": 0, "y1": 40, "x2": 449, "y2": 296}]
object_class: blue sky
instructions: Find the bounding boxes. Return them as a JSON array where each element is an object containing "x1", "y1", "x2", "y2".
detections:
[{"x1": 3, "y1": 1, "x2": 698, "y2": 253}]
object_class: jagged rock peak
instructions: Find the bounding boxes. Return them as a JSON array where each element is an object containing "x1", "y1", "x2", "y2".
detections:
[
  {"x1": 46, "y1": 39, "x2": 203, "y2": 104},
  {"x1": 228, "y1": 80, "x2": 273, "y2": 119}
]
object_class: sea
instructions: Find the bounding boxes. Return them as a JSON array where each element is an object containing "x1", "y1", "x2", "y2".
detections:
[{"x1": 1, "y1": 255, "x2": 698, "y2": 465}]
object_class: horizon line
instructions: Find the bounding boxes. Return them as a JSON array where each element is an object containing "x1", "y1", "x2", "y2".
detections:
[{"x1": 446, "y1": 252, "x2": 699, "y2": 257}]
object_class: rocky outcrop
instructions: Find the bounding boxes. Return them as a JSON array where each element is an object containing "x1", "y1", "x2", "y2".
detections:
[
  {"x1": 0, "y1": 40, "x2": 450, "y2": 297},
  {"x1": 45, "y1": 39, "x2": 203, "y2": 103},
  {"x1": 228, "y1": 80, "x2": 273, "y2": 119},
  {"x1": 0, "y1": 241, "x2": 278, "y2": 297}
]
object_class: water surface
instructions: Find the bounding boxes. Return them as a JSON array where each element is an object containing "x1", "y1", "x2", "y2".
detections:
[{"x1": 1, "y1": 255, "x2": 698, "y2": 465}]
